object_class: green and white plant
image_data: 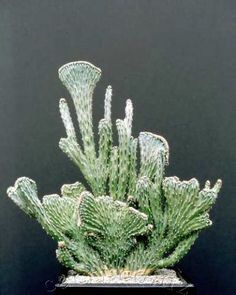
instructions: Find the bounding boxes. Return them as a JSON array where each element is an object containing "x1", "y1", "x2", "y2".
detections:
[{"x1": 7, "y1": 61, "x2": 222, "y2": 276}]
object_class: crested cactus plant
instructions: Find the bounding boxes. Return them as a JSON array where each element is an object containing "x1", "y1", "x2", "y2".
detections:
[{"x1": 7, "y1": 61, "x2": 222, "y2": 276}]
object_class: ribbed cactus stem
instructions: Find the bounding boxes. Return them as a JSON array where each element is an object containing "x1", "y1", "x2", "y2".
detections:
[
  {"x1": 104, "y1": 85, "x2": 112, "y2": 122},
  {"x1": 58, "y1": 61, "x2": 100, "y2": 167}
]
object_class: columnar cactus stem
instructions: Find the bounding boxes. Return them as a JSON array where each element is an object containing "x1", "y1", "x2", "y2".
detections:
[
  {"x1": 109, "y1": 146, "x2": 119, "y2": 199},
  {"x1": 58, "y1": 61, "x2": 100, "y2": 160},
  {"x1": 127, "y1": 137, "x2": 138, "y2": 195}
]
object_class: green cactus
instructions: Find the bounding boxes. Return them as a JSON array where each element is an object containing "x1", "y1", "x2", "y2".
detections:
[{"x1": 7, "y1": 61, "x2": 222, "y2": 276}]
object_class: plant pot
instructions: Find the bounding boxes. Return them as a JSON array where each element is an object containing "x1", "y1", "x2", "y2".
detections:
[{"x1": 54, "y1": 269, "x2": 196, "y2": 295}]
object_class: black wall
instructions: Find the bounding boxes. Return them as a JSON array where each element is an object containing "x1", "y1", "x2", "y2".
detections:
[{"x1": 0, "y1": 1, "x2": 235, "y2": 294}]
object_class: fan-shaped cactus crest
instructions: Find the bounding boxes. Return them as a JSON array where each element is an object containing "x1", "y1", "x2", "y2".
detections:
[{"x1": 7, "y1": 61, "x2": 222, "y2": 275}]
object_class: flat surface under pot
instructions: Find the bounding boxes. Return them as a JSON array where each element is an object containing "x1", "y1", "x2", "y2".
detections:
[{"x1": 55, "y1": 285, "x2": 195, "y2": 295}]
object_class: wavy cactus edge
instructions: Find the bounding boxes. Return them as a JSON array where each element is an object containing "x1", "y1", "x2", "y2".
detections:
[{"x1": 7, "y1": 60, "x2": 222, "y2": 276}]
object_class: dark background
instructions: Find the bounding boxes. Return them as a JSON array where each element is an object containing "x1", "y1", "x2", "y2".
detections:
[{"x1": 0, "y1": 1, "x2": 235, "y2": 294}]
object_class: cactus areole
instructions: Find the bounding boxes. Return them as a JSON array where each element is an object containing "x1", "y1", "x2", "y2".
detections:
[{"x1": 7, "y1": 61, "x2": 222, "y2": 276}]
